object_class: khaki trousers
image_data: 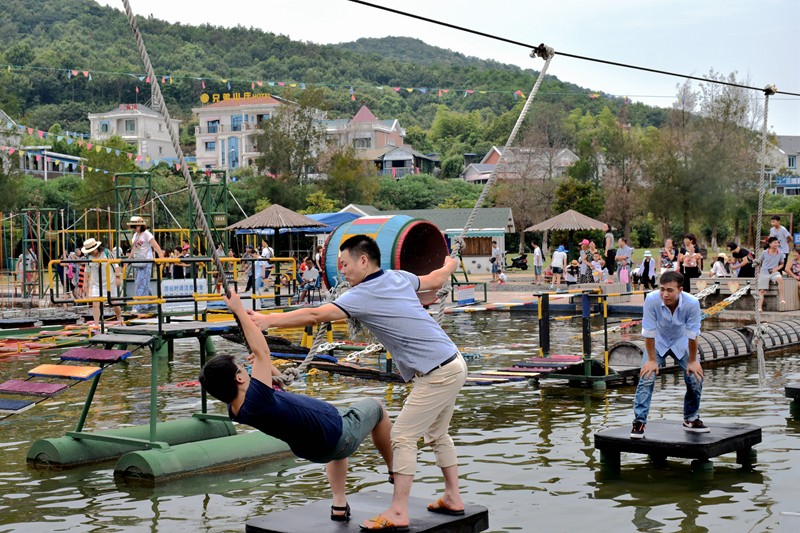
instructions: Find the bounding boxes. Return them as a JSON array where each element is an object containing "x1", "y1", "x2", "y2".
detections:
[{"x1": 391, "y1": 353, "x2": 467, "y2": 475}]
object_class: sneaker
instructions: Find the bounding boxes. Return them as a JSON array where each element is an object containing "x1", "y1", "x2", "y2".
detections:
[
  {"x1": 683, "y1": 419, "x2": 710, "y2": 433},
  {"x1": 630, "y1": 421, "x2": 645, "y2": 439}
]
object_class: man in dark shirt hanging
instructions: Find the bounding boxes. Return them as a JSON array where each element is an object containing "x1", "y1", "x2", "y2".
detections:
[
  {"x1": 199, "y1": 292, "x2": 392, "y2": 523},
  {"x1": 726, "y1": 242, "x2": 756, "y2": 278}
]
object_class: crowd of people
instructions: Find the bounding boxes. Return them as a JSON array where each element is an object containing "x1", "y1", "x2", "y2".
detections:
[{"x1": 507, "y1": 215, "x2": 798, "y2": 304}]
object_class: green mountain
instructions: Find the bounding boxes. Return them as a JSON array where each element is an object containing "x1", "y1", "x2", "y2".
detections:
[{"x1": 0, "y1": 0, "x2": 667, "y2": 139}]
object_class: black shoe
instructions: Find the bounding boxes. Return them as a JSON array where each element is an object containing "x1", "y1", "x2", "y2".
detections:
[
  {"x1": 683, "y1": 419, "x2": 710, "y2": 433},
  {"x1": 630, "y1": 421, "x2": 645, "y2": 439},
  {"x1": 331, "y1": 502, "x2": 351, "y2": 522}
]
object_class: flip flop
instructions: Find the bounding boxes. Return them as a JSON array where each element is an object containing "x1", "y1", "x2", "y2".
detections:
[
  {"x1": 426, "y1": 498, "x2": 465, "y2": 516},
  {"x1": 359, "y1": 515, "x2": 409, "y2": 531}
]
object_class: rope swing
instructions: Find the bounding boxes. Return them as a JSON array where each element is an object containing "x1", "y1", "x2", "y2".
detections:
[
  {"x1": 435, "y1": 45, "x2": 556, "y2": 323},
  {"x1": 752, "y1": 84, "x2": 777, "y2": 386}
]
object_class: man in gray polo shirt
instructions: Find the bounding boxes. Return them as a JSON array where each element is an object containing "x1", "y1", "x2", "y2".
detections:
[{"x1": 248, "y1": 235, "x2": 467, "y2": 531}]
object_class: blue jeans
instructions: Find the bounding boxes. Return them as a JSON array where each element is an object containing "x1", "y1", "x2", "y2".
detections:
[{"x1": 633, "y1": 350, "x2": 702, "y2": 424}]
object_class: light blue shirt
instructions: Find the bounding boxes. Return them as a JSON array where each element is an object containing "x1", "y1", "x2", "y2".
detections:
[
  {"x1": 641, "y1": 290, "x2": 701, "y2": 359},
  {"x1": 332, "y1": 269, "x2": 458, "y2": 382}
]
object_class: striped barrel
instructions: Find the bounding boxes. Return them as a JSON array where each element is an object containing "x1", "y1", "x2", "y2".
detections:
[{"x1": 322, "y1": 215, "x2": 448, "y2": 289}]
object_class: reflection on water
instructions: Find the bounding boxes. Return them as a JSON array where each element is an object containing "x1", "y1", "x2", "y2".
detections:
[{"x1": 1, "y1": 314, "x2": 799, "y2": 532}]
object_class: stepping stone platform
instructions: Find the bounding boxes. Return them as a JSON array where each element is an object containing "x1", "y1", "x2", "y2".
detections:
[
  {"x1": 60, "y1": 348, "x2": 131, "y2": 363},
  {"x1": 0, "y1": 318, "x2": 39, "y2": 329},
  {"x1": 594, "y1": 420, "x2": 761, "y2": 473},
  {"x1": 0, "y1": 398, "x2": 35, "y2": 414},
  {"x1": 0, "y1": 379, "x2": 68, "y2": 396},
  {"x1": 28, "y1": 364, "x2": 102, "y2": 381},
  {"x1": 786, "y1": 383, "x2": 800, "y2": 401},
  {"x1": 245, "y1": 491, "x2": 488, "y2": 533},
  {"x1": 89, "y1": 333, "x2": 154, "y2": 346}
]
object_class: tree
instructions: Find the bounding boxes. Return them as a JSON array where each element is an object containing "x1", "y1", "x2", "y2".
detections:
[
  {"x1": 440, "y1": 155, "x2": 464, "y2": 179},
  {"x1": 554, "y1": 177, "x2": 604, "y2": 218},
  {"x1": 300, "y1": 190, "x2": 336, "y2": 214},
  {"x1": 254, "y1": 87, "x2": 327, "y2": 183},
  {"x1": 319, "y1": 146, "x2": 379, "y2": 207},
  {"x1": 77, "y1": 135, "x2": 139, "y2": 211}
]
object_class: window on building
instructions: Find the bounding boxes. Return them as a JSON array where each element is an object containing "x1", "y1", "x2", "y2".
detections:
[
  {"x1": 124, "y1": 119, "x2": 136, "y2": 133},
  {"x1": 789, "y1": 155, "x2": 797, "y2": 169},
  {"x1": 207, "y1": 120, "x2": 220, "y2": 134},
  {"x1": 354, "y1": 138, "x2": 372, "y2": 149},
  {"x1": 158, "y1": 124, "x2": 163, "y2": 132},
  {"x1": 158, "y1": 146, "x2": 163, "y2": 155},
  {"x1": 256, "y1": 113, "x2": 269, "y2": 123},
  {"x1": 100, "y1": 121, "x2": 109, "y2": 133},
  {"x1": 205, "y1": 141, "x2": 216, "y2": 151},
  {"x1": 462, "y1": 237, "x2": 493, "y2": 256}
]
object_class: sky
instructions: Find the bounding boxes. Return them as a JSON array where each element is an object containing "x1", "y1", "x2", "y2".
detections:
[{"x1": 101, "y1": 0, "x2": 800, "y2": 135}]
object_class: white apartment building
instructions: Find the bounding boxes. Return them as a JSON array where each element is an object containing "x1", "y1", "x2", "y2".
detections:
[
  {"x1": 88, "y1": 104, "x2": 180, "y2": 167},
  {"x1": 192, "y1": 95, "x2": 283, "y2": 171}
]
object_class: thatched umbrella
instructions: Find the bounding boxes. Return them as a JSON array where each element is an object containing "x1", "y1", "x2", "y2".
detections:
[
  {"x1": 227, "y1": 204, "x2": 327, "y2": 256},
  {"x1": 227, "y1": 204, "x2": 326, "y2": 231},
  {"x1": 525, "y1": 210, "x2": 606, "y2": 232},
  {"x1": 524, "y1": 210, "x2": 606, "y2": 255}
]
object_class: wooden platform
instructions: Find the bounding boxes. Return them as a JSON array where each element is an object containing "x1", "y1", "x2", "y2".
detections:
[
  {"x1": 594, "y1": 420, "x2": 761, "y2": 472},
  {"x1": 245, "y1": 491, "x2": 488, "y2": 533}
]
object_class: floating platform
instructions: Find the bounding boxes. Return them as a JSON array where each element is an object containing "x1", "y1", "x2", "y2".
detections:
[
  {"x1": 245, "y1": 491, "x2": 488, "y2": 533},
  {"x1": 786, "y1": 383, "x2": 800, "y2": 401},
  {"x1": 594, "y1": 420, "x2": 761, "y2": 473}
]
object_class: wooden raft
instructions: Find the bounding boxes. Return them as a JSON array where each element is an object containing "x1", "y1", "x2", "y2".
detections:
[{"x1": 246, "y1": 491, "x2": 488, "y2": 533}]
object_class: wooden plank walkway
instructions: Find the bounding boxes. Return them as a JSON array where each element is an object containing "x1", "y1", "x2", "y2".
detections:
[
  {"x1": 594, "y1": 420, "x2": 761, "y2": 473},
  {"x1": 246, "y1": 491, "x2": 488, "y2": 533}
]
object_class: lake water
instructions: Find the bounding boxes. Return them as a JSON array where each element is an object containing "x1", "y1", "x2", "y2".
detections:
[{"x1": 1, "y1": 313, "x2": 799, "y2": 532}]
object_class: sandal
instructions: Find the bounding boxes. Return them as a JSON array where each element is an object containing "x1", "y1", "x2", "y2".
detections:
[
  {"x1": 330, "y1": 502, "x2": 351, "y2": 522},
  {"x1": 427, "y1": 497, "x2": 465, "y2": 516},
  {"x1": 359, "y1": 515, "x2": 409, "y2": 531}
]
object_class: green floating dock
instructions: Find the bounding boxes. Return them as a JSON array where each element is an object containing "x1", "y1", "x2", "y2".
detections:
[
  {"x1": 115, "y1": 430, "x2": 291, "y2": 484},
  {"x1": 27, "y1": 415, "x2": 236, "y2": 468}
]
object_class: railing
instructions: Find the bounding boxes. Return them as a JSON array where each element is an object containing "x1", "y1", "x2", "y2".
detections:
[
  {"x1": 194, "y1": 123, "x2": 256, "y2": 135},
  {"x1": 382, "y1": 167, "x2": 414, "y2": 178},
  {"x1": 47, "y1": 256, "x2": 300, "y2": 333}
]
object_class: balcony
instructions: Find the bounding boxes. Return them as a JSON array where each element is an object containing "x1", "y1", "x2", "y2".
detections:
[
  {"x1": 195, "y1": 123, "x2": 259, "y2": 135},
  {"x1": 382, "y1": 167, "x2": 414, "y2": 178}
]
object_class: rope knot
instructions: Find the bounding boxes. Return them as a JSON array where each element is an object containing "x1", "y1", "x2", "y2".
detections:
[
  {"x1": 276, "y1": 366, "x2": 301, "y2": 388},
  {"x1": 763, "y1": 84, "x2": 777, "y2": 96},
  {"x1": 531, "y1": 43, "x2": 555, "y2": 60}
]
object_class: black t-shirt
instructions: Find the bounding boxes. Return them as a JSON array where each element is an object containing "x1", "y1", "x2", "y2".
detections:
[{"x1": 731, "y1": 248, "x2": 755, "y2": 277}]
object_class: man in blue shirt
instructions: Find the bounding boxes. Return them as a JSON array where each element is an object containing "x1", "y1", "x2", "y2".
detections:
[
  {"x1": 199, "y1": 292, "x2": 393, "y2": 522},
  {"x1": 631, "y1": 270, "x2": 707, "y2": 438}
]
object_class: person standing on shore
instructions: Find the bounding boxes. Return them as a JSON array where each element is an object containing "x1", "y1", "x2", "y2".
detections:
[
  {"x1": 531, "y1": 242, "x2": 544, "y2": 285},
  {"x1": 769, "y1": 215, "x2": 792, "y2": 273},
  {"x1": 603, "y1": 223, "x2": 616, "y2": 276}
]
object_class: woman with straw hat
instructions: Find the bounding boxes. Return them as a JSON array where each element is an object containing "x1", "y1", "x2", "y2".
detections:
[
  {"x1": 82, "y1": 238, "x2": 123, "y2": 323},
  {"x1": 126, "y1": 216, "x2": 165, "y2": 314}
]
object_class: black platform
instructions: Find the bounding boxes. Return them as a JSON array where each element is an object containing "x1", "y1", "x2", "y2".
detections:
[
  {"x1": 594, "y1": 420, "x2": 761, "y2": 472},
  {"x1": 246, "y1": 491, "x2": 488, "y2": 533},
  {"x1": 786, "y1": 383, "x2": 800, "y2": 401}
]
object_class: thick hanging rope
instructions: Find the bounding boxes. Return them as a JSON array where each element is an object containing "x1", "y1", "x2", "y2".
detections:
[
  {"x1": 752, "y1": 84, "x2": 777, "y2": 386},
  {"x1": 434, "y1": 45, "x2": 555, "y2": 323},
  {"x1": 120, "y1": 1, "x2": 263, "y2": 363}
]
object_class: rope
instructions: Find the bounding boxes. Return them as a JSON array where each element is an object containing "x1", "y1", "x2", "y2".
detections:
[
  {"x1": 434, "y1": 45, "x2": 556, "y2": 324},
  {"x1": 120, "y1": 1, "x2": 255, "y2": 360},
  {"x1": 752, "y1": 84, "x2": 776, "y2": 386}
]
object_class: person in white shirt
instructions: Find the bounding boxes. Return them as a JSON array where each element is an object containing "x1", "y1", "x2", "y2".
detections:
[
  {"x1": 769, "y1": 215, "x2": 792, "y2": 273},
  {"x1": 709, "y1": 253, "x2": 732, "y2": 278},
  {"x1": 490, "y1": 241, "x2": 502, "y2": 282},
  {"x1": 126, "y1": 215, "x2": 165, "y2": 313},
  {"x1": 550, "y1": 245, "x2": 568, "y2": 288},
  {"x1": 531, "y1": 242, "x2": 544, "y2": 285},
  {"x1": 297, "y1": 258, "x2": 320, "y2": 304}
]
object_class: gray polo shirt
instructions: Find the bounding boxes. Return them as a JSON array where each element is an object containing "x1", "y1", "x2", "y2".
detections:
[{"x1": 332, "y1": 270, "x2": 458, "y2": 382}]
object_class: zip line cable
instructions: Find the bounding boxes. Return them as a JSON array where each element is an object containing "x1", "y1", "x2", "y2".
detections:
[{"x1": 346, "y1": 0, "x2": 800, "y2": 98}]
